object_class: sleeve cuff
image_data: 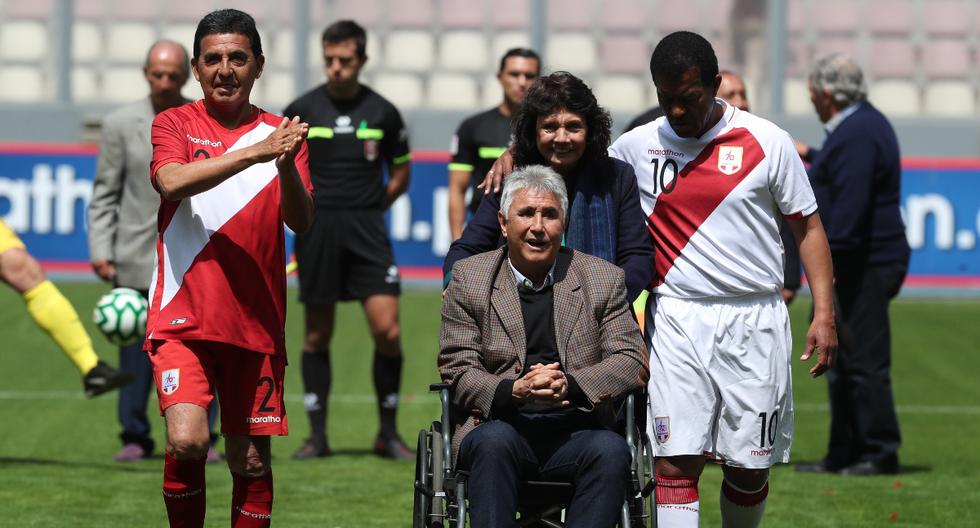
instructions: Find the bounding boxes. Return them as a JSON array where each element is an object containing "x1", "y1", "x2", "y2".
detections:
[
  {"x1": 491, "y1": 379, "x2": 516, "y2": 417},
  {"x1": 565, "y1": 373, "x2": 588, "y2": 406}
]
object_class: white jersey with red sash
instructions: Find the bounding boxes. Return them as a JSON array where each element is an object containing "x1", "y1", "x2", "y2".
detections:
[{"x1": 609, "y1": 100, "x2": 817, "y2": 299}]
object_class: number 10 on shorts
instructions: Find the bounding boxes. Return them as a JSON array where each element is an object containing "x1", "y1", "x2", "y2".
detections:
[{"x1": 757, "y1": 410, "x2": 779, "y2": 449}]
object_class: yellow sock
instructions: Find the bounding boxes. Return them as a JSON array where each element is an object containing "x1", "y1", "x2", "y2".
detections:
[{"x1": 23, "y1": 280, "x2": 99, "y2": 375}]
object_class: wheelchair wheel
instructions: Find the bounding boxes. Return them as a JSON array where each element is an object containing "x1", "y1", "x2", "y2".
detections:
[{"x1": 413, "y1": 428, "x2": 432, "y2": 528}]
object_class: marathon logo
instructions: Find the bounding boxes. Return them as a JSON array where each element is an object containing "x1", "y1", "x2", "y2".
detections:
[
  {"x1": 163, "y1": 487, "x2": 202, "y2": 499},
  {"x1": 245, "y1": 416, "x2": 282, "y2": 424},
  {"x1": 186, "y1": 134, "x2": 223, "y2": 147},
  {"x1": 750, "y1": 447, "x2": 774, "y2": 457},
  {"x1": 648, "y1": 148, "x2": 685, "y2": 158},
  {"x1": 234, "y1": 507, "x2": 272, "y2": 520}
]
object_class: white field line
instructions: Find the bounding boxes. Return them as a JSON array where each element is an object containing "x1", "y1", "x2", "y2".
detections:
[{"x1": 1, "y1": 390, "x2": 979, "y2": 415}]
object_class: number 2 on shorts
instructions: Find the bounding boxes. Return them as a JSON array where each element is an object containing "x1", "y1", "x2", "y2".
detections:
[{"x1": 258, "y1": 376, "x2": 276, "y2": 413}]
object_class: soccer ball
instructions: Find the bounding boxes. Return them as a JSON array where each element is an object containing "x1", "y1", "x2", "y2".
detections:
[{"x1": 92, "y1": 288, "x2": 148, "y2": 346}]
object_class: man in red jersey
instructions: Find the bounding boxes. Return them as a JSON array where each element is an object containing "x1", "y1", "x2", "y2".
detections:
[{"x1": 145, "y1": 9, "x2": 313, "y2": 527}]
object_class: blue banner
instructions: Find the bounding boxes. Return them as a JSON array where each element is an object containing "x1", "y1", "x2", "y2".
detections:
[{"x1": 0, "y1": 148, "x2": 978, "y2": 282}]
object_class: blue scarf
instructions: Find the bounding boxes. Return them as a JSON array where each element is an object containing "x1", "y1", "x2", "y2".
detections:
[{"x1": 563, "y1": 158, "x2": 617, "y2": 264}]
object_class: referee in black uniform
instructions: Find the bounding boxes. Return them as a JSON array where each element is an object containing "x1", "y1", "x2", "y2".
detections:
[
  {"x1": 447, "y1": 48, "x2": 540, "y2": 240},
  {"x1": 285, "y1": 20, "x2": 413, "y2": 460}
]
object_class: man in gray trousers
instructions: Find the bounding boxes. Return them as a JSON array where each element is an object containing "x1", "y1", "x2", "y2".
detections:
[{"x1": 88, "y1": 40, "x2": 219, "y2": 462}]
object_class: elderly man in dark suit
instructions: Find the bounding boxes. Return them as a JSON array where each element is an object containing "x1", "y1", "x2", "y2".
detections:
[
  {"x1": 796, "y1": 53, "x2": 910, "y2": 476},
  {"x1": 440, "y1": 165, "x2": 649, "y2": 528}
]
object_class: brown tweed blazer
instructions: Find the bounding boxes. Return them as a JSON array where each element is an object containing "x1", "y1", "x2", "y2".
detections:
[{"x1": 439, "y1": 246, "x2": 649, "y2": 458}]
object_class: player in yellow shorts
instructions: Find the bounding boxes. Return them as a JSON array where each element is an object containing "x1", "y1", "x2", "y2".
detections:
[{"x1": 1, "y1": 219, "x2": 132, "y2": 397}]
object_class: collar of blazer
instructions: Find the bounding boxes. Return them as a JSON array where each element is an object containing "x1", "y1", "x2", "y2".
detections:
[{"x1": 490, "y1": 247, "x2": 584, "y2": 369}]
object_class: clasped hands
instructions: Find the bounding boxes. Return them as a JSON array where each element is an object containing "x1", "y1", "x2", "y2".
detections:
[
  {"x1": 257, "y1": 116, "x2": 308, "y2": 169},
  {"x1": 511, "y1": 362, "x2": 570, "y2": 409}
]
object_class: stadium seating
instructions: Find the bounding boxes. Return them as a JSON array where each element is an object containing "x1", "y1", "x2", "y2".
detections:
[
  {"x1": 384, "y1": 31, "x2": 436, "y2": 72},
  {"x1": 868, "y1": 0, "x2": 914, "y2": 35},
  {"x1": 374, "y1": 73, "x2": 425, "y2": 109},
  {"x1": 869, "y1": 80, "x2": 920, "y2": 116},
  {"x1": 601, "y1": 0, "x2": 646, "y2": 31},
  {"x1": 0, "y1": 66, "x2": 46, "y2": 102},
  {"x1": 439, "y1": 31, "x2": 490, "y2": 72},
  {"x1": 0, "y1": 0, "x2": 976, "y2": 118},
  {"x1": 490, "y1": 32, "x2": 532, "y2": 65},
  {"x1": 922, "y1": 39, "x2": 971, "y2": 79},
  {"x1": 440, "y1": 0, "x2": 484, "y2": 28},
  {"x1": 103, "y1": 66, "x2": 148, "y2": 103},
  {"x1": 870, "y1": 39, "x2": 916, "y2": 79},
  {"x1": 106, "y1": 23, "x2": 156, "y2": 64},
  {"x1": 426, "y1": 73, "x2": 479, "y2": 110},
  {"x1": 0, "y1": 21, "x2": 48, "y2": 61},
  {"x1": 596, "y1": 76, "x2": 648, "y2": 113},
  {"x1": 924, "y1": 81, "x2": 976, "y2": 116},
  {"x1": 783, "y1": 78, "x2": 813, "y2": 115},
  {"x1": 601, "y1": 36, "x2": 650, "y2": 75},
  {"x1": 71, "y1": 67, "x2": 99, "y2": 102},
  {"x1": 546, "y1": 33, "x2": 598, "y2": 73}
]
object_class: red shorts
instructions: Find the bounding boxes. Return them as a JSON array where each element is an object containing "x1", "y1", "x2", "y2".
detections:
[{"x1": 148, "y1": 340, "x2": 288, "y2": 436}]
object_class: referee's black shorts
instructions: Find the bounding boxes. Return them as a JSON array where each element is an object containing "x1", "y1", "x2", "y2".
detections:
[{"x1": 295, "y1": 209, "x2": 401, "y2": 305}]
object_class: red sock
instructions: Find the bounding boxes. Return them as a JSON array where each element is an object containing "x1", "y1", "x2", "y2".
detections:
[
  {"x1": 163, "y1": 453, "x2": 206, "y2": 528},
  {"x1": 232, "y1": 470, "x2": 274, "y2": 527},
  {"x1": 656, "y1": 474, "x2": 700, "y2": 504}
]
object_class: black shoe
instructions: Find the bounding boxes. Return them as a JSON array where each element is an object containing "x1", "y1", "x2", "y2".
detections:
[
  {"x1": 292, "y1": 437, "x2": 331, "y2": 459},
  {"x1": 373, "y1": 433, "x2": 414, "y2": 461},
  {"x1": 83, "y1": 361, "x2": 135, "y2": 398},
  {"x1": 839, "y1": 460, "x2": 899, "y2": 476},
  {"x1": 795, "y1": 461, "x2": 843, "y2": 474}
]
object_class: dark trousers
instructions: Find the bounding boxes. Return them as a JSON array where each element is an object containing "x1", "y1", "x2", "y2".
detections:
[
  {"x1": 824, "y1": 261, "x2": 906, "y2": 469},
  {"x1": 118, "y1": 340, "x2": 156, "y2": 450},
  {"x1": 458, "y1": 418, "x2": 630, "y2": 528}
]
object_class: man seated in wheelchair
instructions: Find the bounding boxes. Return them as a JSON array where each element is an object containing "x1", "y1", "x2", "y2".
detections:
[{"x1": 439, "y1": 165, "x2": 649, "y2": 527}]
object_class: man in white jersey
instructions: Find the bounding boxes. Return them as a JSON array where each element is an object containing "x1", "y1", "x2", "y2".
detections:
[
  {"x1": 480, "y1": 30, "x2": 838, "y2": 528},
  {"x1": 608, "y1": 31, "x2": 838, "y2": 528}
]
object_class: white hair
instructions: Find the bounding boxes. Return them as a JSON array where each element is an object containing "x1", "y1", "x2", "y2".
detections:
[
  {"x1": 499, "y1": 165, "x2": 568, "y2": 222},
  {"x1": 809, "y1": 53, "x2": 867, "y2": 107}
]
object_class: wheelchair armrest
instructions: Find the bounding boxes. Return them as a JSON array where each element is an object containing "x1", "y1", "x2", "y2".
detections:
[{"x1": 429, "y1": 382, "x2": 452, "y2": 392}]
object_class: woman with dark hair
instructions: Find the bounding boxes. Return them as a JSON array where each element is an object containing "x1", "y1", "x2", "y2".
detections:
[{"x1": 443, "y1": 71, "x2": 653, "y2": 301}]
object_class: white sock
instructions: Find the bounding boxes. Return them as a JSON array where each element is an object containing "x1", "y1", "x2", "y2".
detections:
[
  {"x1": 719, "y1": 478, "x2": 768, "y2": 528},
  {"x1": 656, "y1": 474, "x2": 700, "y2": 527}
]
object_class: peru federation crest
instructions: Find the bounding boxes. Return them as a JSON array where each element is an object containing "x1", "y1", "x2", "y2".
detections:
[
  {"x1": 718, "y1": 145, "x2": 743, "y2": 175},
  {"x1": 161, "y1": 369, "x2": 180, "y2": 395},
  {"x1": 654, "y1": 416, "x2": 670, "y2": 444}
]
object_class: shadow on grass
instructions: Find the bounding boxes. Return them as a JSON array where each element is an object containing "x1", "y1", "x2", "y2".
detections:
[
  {"x1": 790, "y1": 460, "x2": 932, "y2": 475},
  {"x1": 0, "y1": 456, "x2": 158, "y2": 473}
]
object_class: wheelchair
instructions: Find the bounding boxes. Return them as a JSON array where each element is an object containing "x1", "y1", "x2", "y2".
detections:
[{"x1": 413, "y1": 383, "x2": 657, "y2": 527}]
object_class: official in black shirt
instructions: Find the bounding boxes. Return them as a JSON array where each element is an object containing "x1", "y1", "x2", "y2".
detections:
[
  {"x1": 284, "y1": 20, "x2": 413, "y2": 461},
  {"x1": 448, "y1": 48, "x2": 540, "y2": 240}
]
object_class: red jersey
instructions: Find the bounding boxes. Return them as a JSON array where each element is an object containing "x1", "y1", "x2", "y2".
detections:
[{"x1": 146, "y1": 100, "x2": 312, "y2": 355}]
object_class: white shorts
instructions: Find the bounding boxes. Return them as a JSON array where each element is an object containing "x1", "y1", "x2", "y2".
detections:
[{"x1": 644, "y1": 293, "x2": 794, "y2": 469}]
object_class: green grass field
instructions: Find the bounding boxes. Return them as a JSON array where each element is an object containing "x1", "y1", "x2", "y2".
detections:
[{"x1": 1, "y1": 283, "x2": 978, "y2": 527}]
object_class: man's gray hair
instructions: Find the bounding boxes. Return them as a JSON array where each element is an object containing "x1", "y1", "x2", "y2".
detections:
[
  {"x1": 809, "y1": 53, "x2": 867, "y2": 107},
  {"x1": 499, "y1": 165, "x2": 568, "y2": 222}
]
